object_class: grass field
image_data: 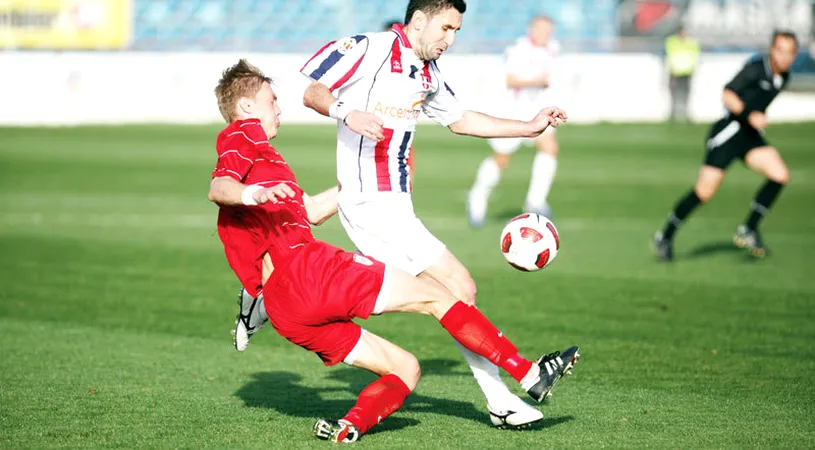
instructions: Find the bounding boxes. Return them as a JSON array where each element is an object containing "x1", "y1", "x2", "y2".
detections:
[{"x1": 1, "y1": 122, "x2": 814, "y2": 448}]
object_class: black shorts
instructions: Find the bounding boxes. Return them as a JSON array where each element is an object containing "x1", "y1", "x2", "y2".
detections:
[{"x1": 703, "y1": 118, "x2": 767, "y2": 170}]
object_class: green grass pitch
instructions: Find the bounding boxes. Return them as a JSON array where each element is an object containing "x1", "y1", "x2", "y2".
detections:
[{"x1": 1, "y1": 122, "x2": 813, "y2": 448}]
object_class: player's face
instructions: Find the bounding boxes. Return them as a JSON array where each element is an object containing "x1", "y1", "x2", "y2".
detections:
[
  {"x1": 770, "y1": 36, "x2": 797, "y2": 73},
  {"x1": 253, "y1": 82, "x2": 281, "y2": 139},
  {"x1": 416, "y1": 7, "x2": 462, "y2": 61},
  {"x1": 529, "y1": 20, "x2": 553, "y2": 47}
]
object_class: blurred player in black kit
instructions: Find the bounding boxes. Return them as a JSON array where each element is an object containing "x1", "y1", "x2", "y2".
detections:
[{"x1": 653, "y1": 31, "x2": 799, "y2": 261}]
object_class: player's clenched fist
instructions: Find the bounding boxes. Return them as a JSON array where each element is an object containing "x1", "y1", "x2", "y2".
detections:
[
  {"x1": 345, "y1": 110, "x2": 385, "y2": 141},
  {"x1": 747, "y1": 111, "x2": 768, "y2": 131},
  {"x1": 253, "y1": 183, "x2": 296, "y2": 205},
  {"x1": 528, "y1": 106, "x2": 568, "y2": 137}
]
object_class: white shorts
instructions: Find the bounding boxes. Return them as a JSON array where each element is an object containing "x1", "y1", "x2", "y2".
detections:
[
  {"x1": 338, "y1": 192, "x2": 446, "y2": 276},
  {"x1": 488, "y1": 100, "x2": 557, "y2": 155}
]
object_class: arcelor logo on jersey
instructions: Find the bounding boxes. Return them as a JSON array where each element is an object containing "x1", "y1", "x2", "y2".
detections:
[{"x1": 373, "y1": 101, "x2": 422, "y2": 121}]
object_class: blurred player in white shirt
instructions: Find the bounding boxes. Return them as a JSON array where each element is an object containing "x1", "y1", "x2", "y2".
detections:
[
  {"x1": 300, "y1": 0, "x2": 576, "y2": 430},
  {"x1": 468, "y1": 16, "x2": 561, "y2": 226}
]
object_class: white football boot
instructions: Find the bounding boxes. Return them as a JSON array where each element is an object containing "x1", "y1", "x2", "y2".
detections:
[
  {"x1": 232, "y1": 288, "x2": 268, "y2": 352},
  {"x1": 487, "y1": 396, "x2": 544, "y2": 429}
]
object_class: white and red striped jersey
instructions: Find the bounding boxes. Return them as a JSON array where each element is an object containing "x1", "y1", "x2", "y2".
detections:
[
  {"x1": 301, "y1": 25, "x2": 464, "y2": 197},
  {"x1": 504, "y1": 36, "x2": 560, "y2": 104}
]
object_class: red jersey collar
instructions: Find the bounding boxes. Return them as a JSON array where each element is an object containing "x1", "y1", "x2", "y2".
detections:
[{"x1": 392, "y1": 24, "x2": 412, "y2": 48}]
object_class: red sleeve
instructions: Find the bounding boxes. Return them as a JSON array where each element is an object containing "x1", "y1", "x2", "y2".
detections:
[
  {"x1": 212, "y1": 146, "x2": 255, "y2": 181},
  {"x1": 212, "y1": 126, "x2": 265, "y2": 181}
]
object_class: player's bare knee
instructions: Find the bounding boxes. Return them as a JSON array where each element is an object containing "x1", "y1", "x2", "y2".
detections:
[
  {"x1": 540, "y1": 142, "x2": 559, "y2": 157},
  {"x1": 694, "y1": 183, "x2": 717, "y2": 203},
  {"x1": 696, "y1": 189, "x2": 715, "y2": 203},
  {"x1": 493, "y1": 154, "x2": 511, "y2": 171},
  {"x1": 394, "y1": 351, "x2": 421, "y2": 391},
  {"x1": 770, "y1": 166, "x2": 790, "y2": 185},
  {"x1": 443, "y1": 262, "x2": 477, "y2": 305},
  {"x1": 457, "y1": 273, "x2": 477, "y2": 305}
]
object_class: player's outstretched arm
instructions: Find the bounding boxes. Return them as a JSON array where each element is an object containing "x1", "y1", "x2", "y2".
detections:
[
  {"x1": 208, "y1": 177, "x2": 295, "y2": 207},
  {"x1": 303, "y1": 81, "x2": 385, "y2": 141},
  {"x1": 302, "y1": 186, "x2": 339, "y2": 225},
  {"x1": 448, "y1": 107, "x2": 567, "y2": 139}
]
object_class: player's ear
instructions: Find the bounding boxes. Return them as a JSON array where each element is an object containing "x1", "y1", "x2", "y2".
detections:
[
  {"x1": 237, "y1": 97, "x2": 254, "y2": 117},
  {"x1": 411, "y1": 10, "x2": 427, "y2": 30}
]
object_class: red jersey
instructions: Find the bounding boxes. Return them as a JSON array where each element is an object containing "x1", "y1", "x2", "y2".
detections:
[{"x1": 213, "y1": 118, "x2": 315, "y2": 297}]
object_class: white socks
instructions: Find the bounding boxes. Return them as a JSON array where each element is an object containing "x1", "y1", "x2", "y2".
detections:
[
  {"x1": 471, "y1": 152, "x2": 557, "y2": 221},
  {"x1": 454, "y1": 341, "x2": 518, "y2": 409},
  {"x1": 471, "y1": 157, "x2": 501, "y2": 198},
  {"x1": 525, "y1": 152, "x2": 557, "y2": 212},
  {"x1": 468, "y1": 157, "x2": 502, "y2": 224}
]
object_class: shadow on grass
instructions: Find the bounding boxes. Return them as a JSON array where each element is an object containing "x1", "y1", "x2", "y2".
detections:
[
  {"x1": 684, "y1": 241, "x2": 751, "y2": 260},
  {"x1": 234, "y1": 358, "x2": 574, "y2": 435}
]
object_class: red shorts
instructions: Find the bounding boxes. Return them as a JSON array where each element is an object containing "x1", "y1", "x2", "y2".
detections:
[{"x1": 263, "y1": 241, "x2": 388, "y2": 366}]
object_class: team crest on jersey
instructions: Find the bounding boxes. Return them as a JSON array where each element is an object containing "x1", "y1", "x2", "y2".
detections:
[
  {"x1": 353, "y1": 254, "x2": 374, "y2": 266},
  {"x1": 338, "y1": 37, "x2": 357, "y2": 55}
]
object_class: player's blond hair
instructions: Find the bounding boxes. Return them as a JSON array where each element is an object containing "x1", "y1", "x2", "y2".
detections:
[
  {"x1": 214, "y1": 59, "x2": 271, "y2": 123},
  {"x1": 532, "y1": 15, "x2": 554, "y2": 25}
]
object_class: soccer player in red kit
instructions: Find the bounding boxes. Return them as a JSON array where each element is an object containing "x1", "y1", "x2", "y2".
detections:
[{"x1": 209, "y1": 60, "x2": 579, "y2": 443}]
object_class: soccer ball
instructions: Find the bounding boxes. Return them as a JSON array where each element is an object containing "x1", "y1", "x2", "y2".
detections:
[{"x1": 500, "y1": 213, "x2": 560, "y2": 272}]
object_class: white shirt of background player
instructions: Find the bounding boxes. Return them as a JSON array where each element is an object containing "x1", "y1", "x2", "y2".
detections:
[
  {"x1": 503, "y1": 16, "x2": 559, "y2": 105},
  {"x1": 505, "y1": 35, "x2": 560, "y2": 104}
]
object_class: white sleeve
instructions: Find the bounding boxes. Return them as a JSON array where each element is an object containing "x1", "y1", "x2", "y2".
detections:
[
  {"x1": 504, "y1": 43, "x2": 527, "y2": 77},
  {"x1": 300, "y1": 35, "x2": 370, "y2": 92},
  {"x1": 422, "y1": 62, "x2": 464, "y2": 127},
  {"x1": 550, "y1": 40, "x2": 561, "y2": 58}
]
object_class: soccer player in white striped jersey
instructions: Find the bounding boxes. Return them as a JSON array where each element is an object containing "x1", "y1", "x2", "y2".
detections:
[
  {"x1": 468, "y1": 16, "x2": 561, "y2": 227},
  {"x1": 300, "y1": 0, "x2": 577, "y2": 430}
]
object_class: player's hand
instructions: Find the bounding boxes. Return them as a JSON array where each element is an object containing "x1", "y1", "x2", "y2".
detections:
[
  {"x1": 254, "y1": 183, "x2": 296, "y2": 204},
  {"x1": 528, "y1": 106, "x2": 568, "y2": 137},
  {"x1": 345, "y1": 110, "x2": 385, "y2": 141},
  {"x1": 747, "y1": 111, "x2": 768, "y2": 130}
]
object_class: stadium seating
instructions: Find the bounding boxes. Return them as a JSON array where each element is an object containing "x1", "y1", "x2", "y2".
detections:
[{"x1": 132, "y1": 0, "x2": 619, "y2": 53}]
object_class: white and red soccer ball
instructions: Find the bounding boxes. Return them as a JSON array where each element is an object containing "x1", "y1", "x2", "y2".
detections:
[{"x1": 500, "y1": 213, "x2": 560, "y2": 272}]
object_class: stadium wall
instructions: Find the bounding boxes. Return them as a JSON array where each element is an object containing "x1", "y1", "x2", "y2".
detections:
[{"x1": 2, "y1": 52, "x2": 813, "y2": 126}]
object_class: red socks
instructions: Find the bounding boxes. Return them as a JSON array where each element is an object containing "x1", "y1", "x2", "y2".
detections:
[
  {"x1": 342, "y1": 373, "x2": 411, "y2": 434},
  {"x1": 440, "y1": 301, "x2": 533, "y2": 382},
  {"x1": 341, "y1": 303, "x2": 533, "y2": 435}
]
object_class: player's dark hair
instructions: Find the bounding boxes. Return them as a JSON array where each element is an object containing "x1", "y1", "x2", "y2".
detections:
[
  {"x1": 215, "y1": 59, "x2": 272, "y2": 123},
  {"x1": 772, "y1": 30, "x2": 799, "y2": 48},
  {"x1": 404, "y1": 0, "x2": 466, "y2": 25}
]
